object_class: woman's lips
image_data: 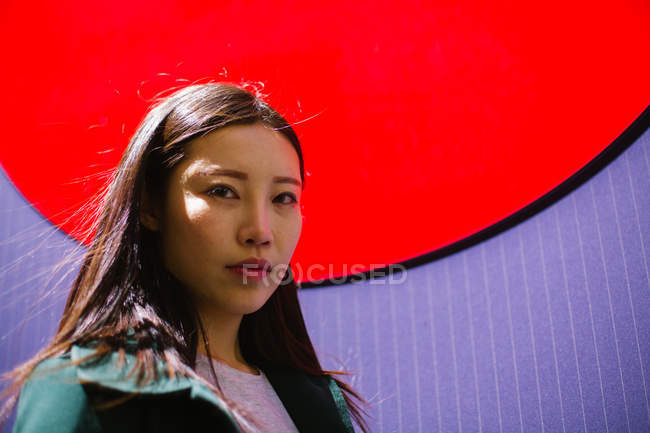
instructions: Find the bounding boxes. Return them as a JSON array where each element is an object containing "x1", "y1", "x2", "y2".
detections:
[{"x1": 226, "y1": 266, "x2": 270, "y2": 281}]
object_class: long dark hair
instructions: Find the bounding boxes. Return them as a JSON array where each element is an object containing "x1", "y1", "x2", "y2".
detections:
[{"x1": 0, "y1": 83, "x2": 369, "y2": 432}]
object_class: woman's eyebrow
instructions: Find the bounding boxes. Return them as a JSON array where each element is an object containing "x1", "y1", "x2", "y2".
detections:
[{"x1": 193, "y1": 167, "x2": 302, "y2": 187}]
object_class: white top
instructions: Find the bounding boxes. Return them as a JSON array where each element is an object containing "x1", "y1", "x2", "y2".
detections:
[{"x1": 195, "y1": 353, "x2": 299, "y2": 433}]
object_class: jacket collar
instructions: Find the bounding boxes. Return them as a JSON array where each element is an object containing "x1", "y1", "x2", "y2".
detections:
[
  {"x1": 70, "y1": 345, "x2": 352, "y2": 433},
  {"x1": 70, "y1": 345, "x2": 237, "y2": 427},
  {"x1": 263, "y1": 367, "x2": 354, "y2": 433}
]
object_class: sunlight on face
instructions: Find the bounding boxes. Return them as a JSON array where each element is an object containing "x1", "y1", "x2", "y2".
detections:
[{"x1": 158, "y1": 122, "x2": 303, "y2": 317}]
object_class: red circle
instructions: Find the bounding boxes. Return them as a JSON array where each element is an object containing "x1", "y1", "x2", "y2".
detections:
[{"x1": 1, "y1": 1, "x2": 648, "y2": 282}]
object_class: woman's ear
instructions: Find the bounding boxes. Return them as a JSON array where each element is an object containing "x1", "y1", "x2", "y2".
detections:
[{"x1": 139, "y1": 183, "x2": 161, "y2": 232}]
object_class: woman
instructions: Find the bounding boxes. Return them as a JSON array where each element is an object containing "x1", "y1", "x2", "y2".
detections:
[{"x1": 0, "y1": 83, "x2": 368, "y2": 433}]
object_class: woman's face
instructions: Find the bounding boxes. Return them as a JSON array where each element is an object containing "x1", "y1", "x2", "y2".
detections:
[{"x1": 145, "y1": 122, "x2": 303, "y2": 317}]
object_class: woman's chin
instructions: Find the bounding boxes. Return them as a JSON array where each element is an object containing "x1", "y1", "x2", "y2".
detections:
[{"x1": 216, "y1": 286, "x2": 278, "y2": 316}]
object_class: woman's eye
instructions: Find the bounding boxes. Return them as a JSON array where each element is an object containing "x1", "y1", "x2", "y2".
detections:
[
  {"x1": 275, "y1": 192, "x2": 298, "y2": 205},
  {"x1": 207, "y1": 185, "x2": 237, "y2": 198}
]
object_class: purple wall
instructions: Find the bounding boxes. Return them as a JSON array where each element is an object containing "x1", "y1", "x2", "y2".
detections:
[
  {"x1": 299, "y1": 126, "x2": 650, "y2": 433},
  {"x1": 1, "y1": 125, "x2": 649, "y2": 432}
]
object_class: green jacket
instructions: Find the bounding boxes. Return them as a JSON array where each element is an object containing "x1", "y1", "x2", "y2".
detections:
[{"x1": 12, "y1": 345, "x2": 355, "y2": 433}]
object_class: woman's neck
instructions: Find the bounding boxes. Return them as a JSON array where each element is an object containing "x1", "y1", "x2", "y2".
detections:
[{"x1": 194, "y1": 307, "x2": 258, "y2": 374}]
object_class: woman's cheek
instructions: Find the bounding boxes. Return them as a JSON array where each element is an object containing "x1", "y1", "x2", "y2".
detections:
[
  {"x1": 183, "y1": 195, "x2": 212, "y2": 221},
  {"x1": 284, "y1": 216, "x2": 303, "y2": 255},
  {"x1": 183, "y1": 198, "x2": 221, "y2": 241},
  {"x1": 162, "y1": 199, "x2": 212, "y2": 271}
]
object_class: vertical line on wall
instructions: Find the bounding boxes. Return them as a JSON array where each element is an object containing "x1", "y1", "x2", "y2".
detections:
[
  {"x1": 590, "y1": 181, "x2": 632, "y2": 433},
  {"x1": 498, "y1": 237, "x2": 524, "y2": 433},
  {"x1": 352, "y1": 276, "x2": 362, "y2": 392},
  {"x1": 571, "y1": 193, "x2": 610, "y2": 433},
  {"x1": 444, "y1": 260, "x2": 462, "y2": 433},
  {"x1": 407, "y1": 277, "x2": 423, "y2": 433},
  {"x1": 317, "y1": 288, "x2": 325, "y2": 357},
  {"x1": 462, "y1": 253, "x2": 482, "y2": 432},
  {"x1": 624, "y1": 151, "x2": 650, "y2": 288},
  {"x1": 640, "y1": 133, "x2": 650, "y2": 176},
  {"x1": 370, "y1": 278, "x2": 384, "y2": 433},
  {"x1": 480, "y1": 244, "x2": 503, "y2": 433},
  {"x1": 388, "y1": 272, "x2": 403, "y2": 432},
  {"x1": 554, "y1": 206, "x2": 588, "y2": 433},
  {"x1": 536, "y1": 218, "x2": 568, "y2": 433},
  {"x1": 518, "y1": 228, "x2": 545, "y2": 433},
  {"x1": 607, "y1": 166, "x2": 650, "y2": 422},
  {"x1": 335, "y1": 283, "x2": 342, "y2": 368},
  {"x1": 425, "y1": 266, "x2": 443, "y2": 433}
]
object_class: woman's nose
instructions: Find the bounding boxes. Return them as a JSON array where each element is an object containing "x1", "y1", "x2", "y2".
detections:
[{"x1": 238, "y1": 201, "x2": 272, "y2": 246}]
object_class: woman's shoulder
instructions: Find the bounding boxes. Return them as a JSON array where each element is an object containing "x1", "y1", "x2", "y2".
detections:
[
  {"x1": 20, "y1": 344, "x2": 216, "y2": 399},
  {"x1": 14, "y1": 346, "x2": 241, "y2": 433},
  {"x1": 20, "y1": 350, "x2": 86, "y2": 404},
  {"x1": 14, "y1": 351, "x2": 101, "y2": 433},
  {"x1": 25, "y1": 350, "x2": 75, "y2": 379}
]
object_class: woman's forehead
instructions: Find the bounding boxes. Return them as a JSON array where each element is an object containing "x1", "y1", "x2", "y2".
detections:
[{"x1": 179, "y1": 124, "x2": 301, "y2": 183}]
